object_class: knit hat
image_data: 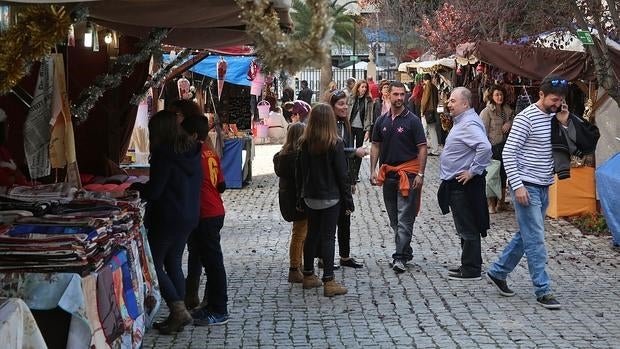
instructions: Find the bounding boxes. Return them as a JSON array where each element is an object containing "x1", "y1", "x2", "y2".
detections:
[
  {"x1": 291, "y1": 100, "x2": 311, "y2": 119},
  {"x1": 0, "y1": 108, "x2": 6, "y2": 123}
]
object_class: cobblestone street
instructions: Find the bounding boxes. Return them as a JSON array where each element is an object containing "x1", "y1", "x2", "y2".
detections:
[{"x1": 142, "y1": 144, "x2": 620, "y2": 348}]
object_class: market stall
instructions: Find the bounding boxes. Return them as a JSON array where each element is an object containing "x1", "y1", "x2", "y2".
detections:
[{"x1": 455, "y1": 40, "x2": 618, "y2": 218}]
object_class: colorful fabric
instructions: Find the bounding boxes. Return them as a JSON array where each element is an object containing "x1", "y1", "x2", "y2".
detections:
[
  {"x1": 0, "y1": 297, "x2": 47, "y2": 349},
  {"x1": 81, "y1": 274, "x2": 110, "y2": 349}
]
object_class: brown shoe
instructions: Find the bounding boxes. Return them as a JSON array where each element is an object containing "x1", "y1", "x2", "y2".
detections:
[
  {"x1": 302, "y1": 274, "x2": 323, "y2": 289},
  {"x1": 323, "y1": 279, "x2": 348, "y2": 297},
  {"x1": 288, "y1": 268, "x2": 303, "y2": 283},
  {"x1": 158, "y1": 301, "x2": 193, "y2": 335}
]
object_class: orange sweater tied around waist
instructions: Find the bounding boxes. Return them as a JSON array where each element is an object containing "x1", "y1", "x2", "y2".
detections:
[{"x1": 376, "y1": 158, "x2": 423, "y2": 215}]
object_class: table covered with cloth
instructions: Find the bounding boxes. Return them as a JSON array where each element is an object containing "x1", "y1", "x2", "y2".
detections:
[
  {"x1": 0, "y1": 187, "x2": 160, "y2": 349},
  {"x1": 0, "y1": 297, "x2": 47, "y2": 349}
]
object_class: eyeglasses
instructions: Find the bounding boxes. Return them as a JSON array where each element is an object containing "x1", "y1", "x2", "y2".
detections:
[{"x1": 549, "y1": 79, "x2": 568, "y2": 87}]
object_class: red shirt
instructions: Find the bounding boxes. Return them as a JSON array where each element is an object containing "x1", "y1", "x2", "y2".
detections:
[
  {"x1": 369, "y1": 81, "x2": 380, "y2": 100},
  {"x1": 199, "y1": 143, "x2": 225, "y2": 218}
]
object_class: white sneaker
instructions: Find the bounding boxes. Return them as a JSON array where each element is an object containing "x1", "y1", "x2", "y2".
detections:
[{"x1": 392, "y1": 260, "x2": 406, "y2": 273}]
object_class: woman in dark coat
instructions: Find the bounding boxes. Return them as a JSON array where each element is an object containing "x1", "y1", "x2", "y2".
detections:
[{"x1": 130, "y1": 110, "x2": 202, "y2": 334}]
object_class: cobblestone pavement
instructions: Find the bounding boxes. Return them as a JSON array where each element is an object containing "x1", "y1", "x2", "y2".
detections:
[{"x1": 142, "y1": 144, "x2": 620, "y2": 349}]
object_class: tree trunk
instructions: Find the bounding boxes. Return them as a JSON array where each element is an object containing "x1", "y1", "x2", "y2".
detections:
[{"x1": 319, "y1": 55, "x2": 332, "y2": 102}]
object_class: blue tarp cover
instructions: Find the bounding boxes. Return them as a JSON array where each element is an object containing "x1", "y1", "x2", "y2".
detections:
[
  {"x1": 595, "y1": 152, "x2": 620, "y2": 245},
  {"x1": 163, "y1": 54, "x2": 254, "y2": 87}
]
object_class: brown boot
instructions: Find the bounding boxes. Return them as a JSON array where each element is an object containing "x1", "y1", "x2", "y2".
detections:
[
  {"x1": 158, "y1": 301, "x2": 193, "y2": 335},
  {"x1": 302, "y1": 274, "x2": 322, "y2": 289},
  {"x1": 288, "y1": 268, "x2": 303, "y2": 283},
  {"x1": 323, "y1": 279, "x2": 347, "y2": 297},
  {"x1": 185, "y1": 277, "x2": 201, "y2": 310}
]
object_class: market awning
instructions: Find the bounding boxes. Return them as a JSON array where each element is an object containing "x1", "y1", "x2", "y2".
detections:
[
  {"x1": 5, "y1": 0, "x2": 293, "y2": 49},
  {"x1": 456, "y1": 41, "x2": 596, "y2": 81},
  {"x1": 398, "y1": 58, "x2": 456, "y2": 73}
]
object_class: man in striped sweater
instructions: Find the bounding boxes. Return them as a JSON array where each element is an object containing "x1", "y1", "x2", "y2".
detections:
[{"x1": 487, "y1": 77, "x2": 570, "y2": 309}]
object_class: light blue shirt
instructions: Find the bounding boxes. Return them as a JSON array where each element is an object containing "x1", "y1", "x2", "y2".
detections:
[{"x1": 439, "y1": 108, "x2": 492, "y2": 180}]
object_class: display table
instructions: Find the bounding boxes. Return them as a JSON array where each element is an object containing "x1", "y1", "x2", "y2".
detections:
[
  {"x1": 547, "y1": 167, "x2": 597, "y2": 218},
  {"x1": 0, "y1": 297, "x2": 47, "y2": 349},
  {"x1": 222, "y1": 136, "x2": 253, "y2": 188}
]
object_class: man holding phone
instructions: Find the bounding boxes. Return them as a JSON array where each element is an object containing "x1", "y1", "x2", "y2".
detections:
[{"x1": 486, "y1": 77, "x2": 570, "y2": 309}]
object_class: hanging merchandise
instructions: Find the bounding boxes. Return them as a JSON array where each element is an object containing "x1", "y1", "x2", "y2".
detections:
[
  {"x1": 217, "y1": 56, "x2": 227, "y2": 101},
  {"x1": 67, "y1": 24, "x2": 75, "y2": 47},
  {"x1": 23, "y1": 57, "x2": 54, "y2": 180},
  {"x1": 177, "y1": 76, "x2": 191, "y2": 100},
  {"x1": 92, "y1": 25, "x2": 99, "y2": 52},
  {"x1": 476, "y1": 62, "x2": 484, "y2": 73},
  {"x1": 247, "y1": 59, "x2": 259, "y2": 81}
]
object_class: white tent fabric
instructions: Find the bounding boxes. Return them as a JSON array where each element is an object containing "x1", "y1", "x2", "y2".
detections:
[{"x1": 398, "y1": 58, "x2": 456, "y2": 72}]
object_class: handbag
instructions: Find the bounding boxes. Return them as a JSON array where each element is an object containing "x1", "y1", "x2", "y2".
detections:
[{"x1": 424, "y1": 111, "x2": 437, "y2": 124}]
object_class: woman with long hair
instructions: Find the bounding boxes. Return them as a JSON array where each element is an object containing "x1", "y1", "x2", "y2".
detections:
[
  {"x1": 130, "y1": 110, "x2": 202, "y2": 334},
  {"x1": 274, "y1": 123, "x2": 307, "y2": 283},
  {"x1": 480, "y1": 84, "x2": 514, "y2": 213},
  {"x1": 297, "y1": 104, "x2": 354, "y2": 297},
  {"x1": 330, "y1": 90, "x2": 363, "y2": 269},
  {"x1": 348, "y1": 79, "x2": 375, "y2": 178}
]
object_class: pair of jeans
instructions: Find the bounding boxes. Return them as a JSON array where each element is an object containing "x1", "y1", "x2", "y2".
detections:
[
  {"x1": 148, "y1": 226, "x2": 193, "y2": 303},
  {"x1": 351, "y1": 127, "x2": 365, "y2": 181},
  {"x1": 187, "y1": 215, "x2": 228, "y2": 314},
  {"x1": 383, "y1": 173, "x2": 418, "y2": 262},
  {"x1": 304, "y1": 203, "x2": 340, "y2": 281},
  {"x1": 449, "y1": 187, "x2": 482, "y2": 275},
  {"x1": 290, "y1": 219, "x2": 307, "y2": 269},
  {"x1": 488, "y1": 185, "x2": 552, "y2": 297},
  {"x1": 337, "y1": 204, "x2": 351, "y2": 259}
]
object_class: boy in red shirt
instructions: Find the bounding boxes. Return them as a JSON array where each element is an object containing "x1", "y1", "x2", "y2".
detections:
[{"x1": 181, "y1": 114, "x2": 229, "y2": 325}]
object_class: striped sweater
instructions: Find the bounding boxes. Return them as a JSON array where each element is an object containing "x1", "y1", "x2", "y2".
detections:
[{"x1": 502, "y1": 103, "x2": 554, "y2": 190}]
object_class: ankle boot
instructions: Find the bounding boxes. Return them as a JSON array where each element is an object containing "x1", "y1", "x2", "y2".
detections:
[
  {"x1": 323, "y1": 279, "x2": 347, "y2": 297},
  {"x1": 185, "y1": 277, "x2": 201, "y2": 310},
  {"x1": 302, "y1": 273, "x2": 322, "y2": 289},
  {"x1": 288, "y1": 268, "x2": 303, "y2": 283},
  {"x1": 152, "y1": 314, "x2": 171, "y2": 330},
  {"x1": 158, "y1": 301, "x2": 193, "y2": 335}
]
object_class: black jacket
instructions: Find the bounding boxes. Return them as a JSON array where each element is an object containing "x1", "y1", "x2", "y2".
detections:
[
  {"x1": 551, "y1": 113, "x2": 600, "y2": 179},
  {"x1": 296, "y1": 139, "x2": 354, "y2": 212},
  {"x1": 437, "y1": 173, "x2": 489, "y2": 237},
  {"x1": 273, "y1": 150, "x2": 306, "y2": 222},
  {"x1": 132, "y1": 143, "x2": 202, "y2": 232}
]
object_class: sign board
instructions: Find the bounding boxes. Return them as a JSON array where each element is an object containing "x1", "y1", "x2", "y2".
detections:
[
  {"x1": 576, "y1": 30, "x2": 594, "y2": 45},
  {"x1": 350, "y1": 55, "x2": 359, "y2": 62}
]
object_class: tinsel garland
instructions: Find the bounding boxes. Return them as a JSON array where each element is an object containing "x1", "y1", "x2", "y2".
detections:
[
  {"x1": 72, "y1": 28, "x2": 169, "y2": 123},
  {"x1": 238, "y1": 0, "x2": 333, "y2": 73},
  {"x1": 130, "y1": 48, "x2": 192, "y2": 105},
  {"x1": 0, "y1": 5, "x2": 70, "y2": 95}
]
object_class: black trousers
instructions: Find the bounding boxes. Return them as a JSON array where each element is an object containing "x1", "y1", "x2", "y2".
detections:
[
  {"x1": 448, "y1": 188, "x2": 482, "y2": 275},
  {"x1": 304, "y1": 203, "x2": 340, "y2": 281},
  {"x1": 337, "y1": 203, "x2": 351, "y2": 258},
  {"x1": 350, "y1": 127, "x2": 365, "y2": 181}
]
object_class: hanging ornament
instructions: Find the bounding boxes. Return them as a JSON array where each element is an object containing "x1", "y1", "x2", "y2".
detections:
[
  {"x1": 456, "y1": 65, "x2": 462, "y2": 76},
  {"x1": 67, "y1": 24, "x2": 75, "y2": 47},
  {"x1": 217, "y1": 56, "x2": 227, "y2": 101}
]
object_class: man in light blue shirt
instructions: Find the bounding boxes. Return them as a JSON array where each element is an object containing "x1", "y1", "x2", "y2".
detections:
[{"x1": 438, "y1": 87, "x2": 492, "y2": 281}]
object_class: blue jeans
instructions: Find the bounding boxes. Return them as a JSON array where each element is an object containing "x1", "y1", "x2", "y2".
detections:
[
  {"x1": 383, "y1": 174, "x2": 418, "y2": 262},
  {"x1": 488, "y1": 185, "x2": 552, "y2": 297},
  {"x1": 148, "y1": 226, "x2": 193, "y2": 304}
]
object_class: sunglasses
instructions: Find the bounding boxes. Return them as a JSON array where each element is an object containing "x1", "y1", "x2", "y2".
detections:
[
  {"x1": 331, "y1": 90, "x2": 346, "y2": 99},
  {"x1": 549, "y1": 79, "x2": 568, "y2": 87}
]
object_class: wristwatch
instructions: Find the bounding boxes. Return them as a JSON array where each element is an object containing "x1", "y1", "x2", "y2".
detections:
[{"x1": 417, "y1": 173, "x2": 424, "y2": 178}]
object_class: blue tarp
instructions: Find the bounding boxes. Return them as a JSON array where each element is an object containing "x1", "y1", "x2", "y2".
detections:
[
  {"x1": 163, "y1": 54, "x2": 254, "y2": 87},
  {"x1": 595, "y1": 152, "x2": 620, "y2": 246},
  {"x1": 190, "y1": 56, "x2": 253, "y2": 87}
]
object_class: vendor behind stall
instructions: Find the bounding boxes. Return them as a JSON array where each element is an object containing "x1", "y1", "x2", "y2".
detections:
[{"x1": 0, "y1": 108, "x2": 29, "y2": 187}]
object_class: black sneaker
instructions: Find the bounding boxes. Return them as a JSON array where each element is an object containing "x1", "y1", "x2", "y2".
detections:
[
  {"x1": 537, "y1": 294, "x2": 561, "y2": 309},
  {"x1": 487, "y1": 272, "x2": 515, "y2": 297},
  {"x1": 448, "y1": 271, "x2": 481, "y2": 281},
  {"x1": 448, "y1": 266, "x2": 461, "y2": 276}
]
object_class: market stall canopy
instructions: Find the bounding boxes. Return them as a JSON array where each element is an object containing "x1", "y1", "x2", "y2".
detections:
[
  {"x1": 5, "y1": 0, "x2": 293, "y2": 49},
  {"x1": 398, "y1": 57, "x2": 456, "y2": 73},
  {"x1": 455, "y1": 41, "x2": 607, "y2": 81}
]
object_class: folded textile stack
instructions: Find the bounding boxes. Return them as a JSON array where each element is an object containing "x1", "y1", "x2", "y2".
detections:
[{"x1": 0, "y1": 196, "x2": 143, "y2": 275}]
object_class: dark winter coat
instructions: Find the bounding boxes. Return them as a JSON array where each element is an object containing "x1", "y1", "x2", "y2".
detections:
[{"x1": 273, "y1": 150, "x2": 306, "y2": 222}]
